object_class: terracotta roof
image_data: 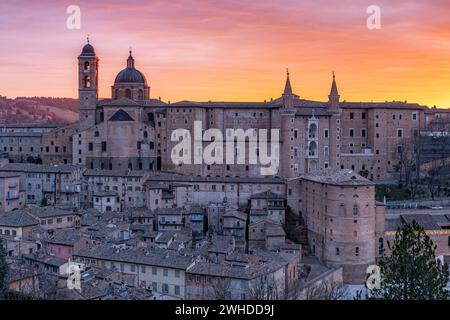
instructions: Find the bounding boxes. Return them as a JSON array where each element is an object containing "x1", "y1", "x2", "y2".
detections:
[
  {"x1": 145, "y1": 171, "x2": 284, "y2": 184},
  {"x1": 46, "y1": 229, "x2": 84, "y2": 246},
  {"x1": 265, "y1": 221, "x2": 286, "y2": 237},
  {"x1": 223, "y1": 209, "x2": 247, "y2": 221},
  {"x1": 84, "y1": 169, "x2": 146, "y2": 177},
  {"x1": 75, "y1": 244, "x2": 195, "y2": 270},
  {"x1": 301, "y1": 169, "x2": 374, "y2": 186},
  {"x1": 0, "y1": 163, "x2": 82, "y2": 174},
  {"x1": 26, "y1": 207, "x2": 77, "y2": 218},
  {"x1": 0, "y1": 211, "x2": 39, "y2": 227}
]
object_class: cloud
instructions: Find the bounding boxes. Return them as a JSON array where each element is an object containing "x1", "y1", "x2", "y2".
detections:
[{"x1": 0, "y1": 0, "x2": 448, "y2": 107}]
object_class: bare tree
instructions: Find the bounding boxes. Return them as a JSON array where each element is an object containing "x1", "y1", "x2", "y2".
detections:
[
  {"x1": 247, "y1": 276, "x2": 283, "y2": 300},
  {"x1": 397, "y1": 137, "x2": 421, "y2": 200},
  {"x1": 426, "y1": 159, "x2": 442, "y2": 200},
  {"x1": 301, "y1": 279, "x2": 348, "y2": 300},
  {"x1": 208, "y1": 275, "x2": 232, "y2": 300}
]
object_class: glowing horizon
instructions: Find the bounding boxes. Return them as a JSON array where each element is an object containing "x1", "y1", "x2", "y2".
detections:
[{"x1": 0, "y1": 0, "x2": 449, "y2": 108}]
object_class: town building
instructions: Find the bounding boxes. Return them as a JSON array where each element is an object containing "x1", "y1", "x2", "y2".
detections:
[
  {"x1": 0, "y1": 172, "x2": 25, "y2": 211},
  {"x1": 300, "y1": 169, "x2": 385, "y2": 283},
  {"x1": 0, "y1": 163, "x2": 83, "y2": 207},
  {"x1": 74, "y1": 244, "x2": 196, "y2": 299}
]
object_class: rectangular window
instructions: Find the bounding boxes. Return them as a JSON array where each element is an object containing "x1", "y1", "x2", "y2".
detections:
[
  {"x1": 324, "y1": 146, "x2": 329, "y2": 157},
  {"x1": 361, "y1": 129, "x2": 366, "y2": 137},
  {"x1": 101, "y1": 141, "x2": 107, "y2": 152},
  {"x1": 152, "y1": 266, "x2": 157, "y2": 275},
  {"x1": 349, "y1": 129, "x2": 354, "y2": 137}
]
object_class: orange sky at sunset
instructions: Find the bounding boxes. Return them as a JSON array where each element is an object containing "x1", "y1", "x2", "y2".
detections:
[{"x1": 0, "y1": 0, "x2": 449, "y2": 107}]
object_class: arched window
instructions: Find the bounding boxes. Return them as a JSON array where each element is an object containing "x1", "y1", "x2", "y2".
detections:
[
  {"x1": 148, "y1": 113, "x2": 154, "y2": 122},
  {"x1": 143, "y1": 131, "x2": 148, "y2": 139},
  {"x1": 138, "y1": 89, "x2": 144, "y2": 100},
  {"x1": 84, "y1": 76, "x2": 91, "y2": 88},
  {"x1": 125, "y1": 89, "x2": 132, "y2": 99},
  {"x1": 95, "y1": 131, "x2": 99, "y2": 137},
  {"x1": 309, "y1": 123, "x2": 317, "y2": 139},
  {"x1": 84, "y1": 61, "x2": 90, "y2": 71},
  {"x1": 352, "y1": 205, "x2": 359, "y2": 215},
  {"x1": 308, "y1": 141, "x2": 317, "y2": 157}
]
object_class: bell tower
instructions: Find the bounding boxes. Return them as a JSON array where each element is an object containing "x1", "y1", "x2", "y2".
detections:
[{"x1": 78, "y1": 36, "x2": 99, "y2": 131}]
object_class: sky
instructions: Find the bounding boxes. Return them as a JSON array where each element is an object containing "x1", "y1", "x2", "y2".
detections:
[{"x1": 0, "y1": 0, "x2": 449, "y2": 107}]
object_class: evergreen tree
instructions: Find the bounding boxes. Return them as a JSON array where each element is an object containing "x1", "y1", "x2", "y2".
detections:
[
  {"x1": 372, "y1": 220, "x2": 449, "y2": 300},
  {"x1": 0, "y1": 238, "x2": 8, "y2": 299}
]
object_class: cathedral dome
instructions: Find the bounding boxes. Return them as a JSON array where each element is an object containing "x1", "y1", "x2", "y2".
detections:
[
  {"x1": 115, "y1": 68, "x2": 147, "y2": 84},
  {"x1": 114, "y1": 51, "x2": 147, "y2": 85},
  {"x1": 81, "y1": 43, "x2": 95, "y2": 56}
]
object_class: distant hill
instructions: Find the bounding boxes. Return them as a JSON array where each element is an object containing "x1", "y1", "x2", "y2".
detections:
[{"x1": 0, "y1": 96, "x2": 78, "y2": 124}]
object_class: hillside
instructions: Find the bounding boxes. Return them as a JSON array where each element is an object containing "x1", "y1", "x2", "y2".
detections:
[{"x1": 0, "y1": 96, "x2": 78, "y2": 124}]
